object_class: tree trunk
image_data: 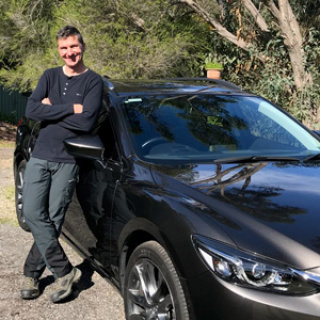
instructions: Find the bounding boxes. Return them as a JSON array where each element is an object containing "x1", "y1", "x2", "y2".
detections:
[{"x1": 266, "y1": 0, "x2": 311, "y2": 90}]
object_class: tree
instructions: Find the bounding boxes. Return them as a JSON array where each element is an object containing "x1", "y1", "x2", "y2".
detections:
[
  {"x1": 172, "y1": 0, "x2": 320, "y2": 125},
  {"x1": 0, "y1": 0, "x2": 60, "y2": 91},
  {"x1": 174, "y1": 0, "x2": 308, "y2": 90},
  {"x1": 0, "y1": 0, "x2": 209, "y2": 90},
  {"x1": 1, "y1": 0, "x2": 319, "y2": 126}
]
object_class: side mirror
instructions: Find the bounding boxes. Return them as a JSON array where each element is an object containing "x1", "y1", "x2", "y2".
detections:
[{"x1": 64, "y1": 135, "x2": 105, "y2": 160}]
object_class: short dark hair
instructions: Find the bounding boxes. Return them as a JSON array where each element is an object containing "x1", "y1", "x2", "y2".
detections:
[{"x1": 56, "y1": 26, "x2": 84, "y2": 47}]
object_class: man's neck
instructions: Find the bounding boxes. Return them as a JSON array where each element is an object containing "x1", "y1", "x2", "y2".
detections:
[{"x1": 63, "y1": 64, "x2": 88, "y2": 77}]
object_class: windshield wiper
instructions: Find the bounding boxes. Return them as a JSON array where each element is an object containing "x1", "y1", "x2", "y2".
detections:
[{"x1": 214, "y1": 155, "x2": 300, "y2": 164}]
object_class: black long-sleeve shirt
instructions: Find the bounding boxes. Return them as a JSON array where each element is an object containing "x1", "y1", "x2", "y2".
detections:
[{"x1": 26, "y1": 66, "x2": 103, "y2": 163}]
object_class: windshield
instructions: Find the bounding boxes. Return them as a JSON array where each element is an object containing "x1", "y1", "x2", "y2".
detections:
[{"x1": 120, "y1": 94, "x2": 320, "y2": 163}]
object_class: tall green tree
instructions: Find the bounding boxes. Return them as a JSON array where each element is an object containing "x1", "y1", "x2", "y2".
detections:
[
  {"x1": 0, "y1": 0, "x2": 209, "y2": 90},
  {"x1": 1, "y1": 0, "x2": 319, "y2": 126},
  {"x1": 172, "y1": 0, "x2": 320, "y2": 125},
  {"x1": 0, "y1": 0, "x2": 60, "y2": 91}
]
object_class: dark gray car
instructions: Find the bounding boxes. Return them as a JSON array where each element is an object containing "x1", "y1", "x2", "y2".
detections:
[{"x1": 15, "y1": 78, "x2": 320, "y2": 319}]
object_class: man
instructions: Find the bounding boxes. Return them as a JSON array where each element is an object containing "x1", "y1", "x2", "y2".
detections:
[{"x1": 20, "y1": 26, "x2": 103, "y2": 303}]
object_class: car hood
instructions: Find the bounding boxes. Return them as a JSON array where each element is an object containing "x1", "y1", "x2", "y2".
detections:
[{"x1": 151, "y1": 161, "x2": 320, "y2": 269}]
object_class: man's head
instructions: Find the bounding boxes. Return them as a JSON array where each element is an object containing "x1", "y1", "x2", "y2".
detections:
[
  {"x1": 56, "y1": 26, "x2": 86, "y2": 72},
  {"x1": 56, "y1": 26, "x2": 84, "y2": 48}
]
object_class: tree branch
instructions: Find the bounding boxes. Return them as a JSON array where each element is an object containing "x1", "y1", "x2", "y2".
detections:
[
  {"x1": 266, "y1": 0, "x2": 281, "y2": 19},
  {"x1": 176, "y1": 0, "x2": 267, "y2": 61},
  {"x1": 242, "y1": 0, "x2": 269, "y2": 32},
  {"x1": 278, "y1": 0, "x2": 302, "y2": 46}
]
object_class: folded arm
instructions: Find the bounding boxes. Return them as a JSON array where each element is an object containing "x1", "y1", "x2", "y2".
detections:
[
  {"x1": 26, "y1": 72, "x2": 74, "y2": 121},
  {"x1": 57, "y1": 76, "x2": 103, "y2": 133}
]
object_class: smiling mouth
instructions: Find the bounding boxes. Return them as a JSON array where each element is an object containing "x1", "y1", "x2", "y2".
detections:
[{"x1": 65, "y1": 57, "x2": 78, "y2": 64}]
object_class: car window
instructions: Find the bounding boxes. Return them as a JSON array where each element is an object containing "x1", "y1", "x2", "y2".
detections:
[{"x1": 120, "y1": 94, "x2": 320, "y2": 163}]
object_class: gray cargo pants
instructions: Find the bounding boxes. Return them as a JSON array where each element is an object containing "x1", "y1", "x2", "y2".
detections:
[{"x1": 22, "y1": 157, "x2": 78, "y2": 279}]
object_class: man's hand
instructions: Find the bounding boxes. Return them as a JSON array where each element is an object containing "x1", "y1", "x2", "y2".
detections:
[
  {"x1": 73, "y1": 104, "x2": 83, "y2": 114},
  {"x1": 42, "y1": 98, "x2": 51, "y2": 105}
]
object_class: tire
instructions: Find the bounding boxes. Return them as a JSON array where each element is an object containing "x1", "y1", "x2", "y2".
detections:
[
  {"x1": 15, "y1": 159, "x2": 30, "y2": 232},
  {"x1": 124, "y1": 241, "x2": 190, "y2": 320}
]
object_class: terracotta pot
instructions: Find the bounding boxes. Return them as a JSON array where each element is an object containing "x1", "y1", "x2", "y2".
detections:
[{"x1": 206, "y1": 68, "x2": 221, "y2": 79}]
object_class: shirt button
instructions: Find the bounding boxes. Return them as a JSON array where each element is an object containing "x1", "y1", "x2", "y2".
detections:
[{"x1": 63, "y1": 92, "x2": 66, "y2": 95}]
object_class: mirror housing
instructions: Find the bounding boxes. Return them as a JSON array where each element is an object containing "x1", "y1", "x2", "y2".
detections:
[{"x1": 64, "y1": 135, "x2": 105, "y2": 160}]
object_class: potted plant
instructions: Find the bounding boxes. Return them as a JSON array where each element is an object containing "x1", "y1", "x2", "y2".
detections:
[{"x1": 205, "y1": 62, "x2": 223, "y2": 79}]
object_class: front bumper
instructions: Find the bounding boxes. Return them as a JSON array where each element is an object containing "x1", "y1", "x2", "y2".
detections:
[{"x1": 186, "y1": 270, "x2": 320, "y2": 320}]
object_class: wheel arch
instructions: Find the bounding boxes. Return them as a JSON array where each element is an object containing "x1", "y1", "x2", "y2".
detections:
[
  {"x1": 118, "y1": 218, "x2": 193, "y2": 307},
  {"x1": 118, "y1": 224, "x2": 196, "y2": 319},
  {"x1": 118, "y1": 220, "x2": 163, "y2": 294}
]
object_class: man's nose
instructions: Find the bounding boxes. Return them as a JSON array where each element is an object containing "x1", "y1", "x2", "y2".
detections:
[{"x1": 66, "y1": 47, "x2": 73, "y2": 56}]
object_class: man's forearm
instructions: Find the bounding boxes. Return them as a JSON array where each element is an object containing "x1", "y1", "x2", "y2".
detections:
[{"x1": 27, "y1": 96, "x2": 74, "y2": 121}]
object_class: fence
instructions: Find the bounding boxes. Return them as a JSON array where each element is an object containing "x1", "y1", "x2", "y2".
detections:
[{"x1": 0, "y1": 85, "x2": 28, "y2": 123}]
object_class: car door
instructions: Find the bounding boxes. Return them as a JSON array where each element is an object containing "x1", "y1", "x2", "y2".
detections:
[{"x1": 63, "y1": 114, "x2": 123, "y2": 273}]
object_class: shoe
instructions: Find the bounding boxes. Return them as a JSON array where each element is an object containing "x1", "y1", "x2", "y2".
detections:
[
  {"x1": 50, "y1": 267, "x2": 81, "y2": 303},
  {"x1": 20, "y1": 276, "x2": 40, "y2": 299}
]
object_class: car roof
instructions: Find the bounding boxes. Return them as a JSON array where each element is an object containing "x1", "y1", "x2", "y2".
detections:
[{"x1": 102, "y1": 78, "x2": 248, "y2": 97}]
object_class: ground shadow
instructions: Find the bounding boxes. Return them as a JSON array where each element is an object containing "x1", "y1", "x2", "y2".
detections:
[{"x1": 39, "y1": 259, "x2": 95, "y2": 303}]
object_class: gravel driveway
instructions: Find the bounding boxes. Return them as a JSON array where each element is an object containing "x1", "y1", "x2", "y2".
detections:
[{"x1": 0, "y1": 146, "x2": 125, "y2": 320}]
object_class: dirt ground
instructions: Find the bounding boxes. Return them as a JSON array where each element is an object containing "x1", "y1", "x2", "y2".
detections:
[{"x1": 0, "y1": 124, "x2": 126, "y2": 320}]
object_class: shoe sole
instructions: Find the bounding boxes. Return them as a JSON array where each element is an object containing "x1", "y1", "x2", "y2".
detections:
[
  {"x1": 51, "y1": 268, "x2": 82, "y2": 303},
  {"x1": 20, "y1": 289, "x2": 40, "y2": 300}
]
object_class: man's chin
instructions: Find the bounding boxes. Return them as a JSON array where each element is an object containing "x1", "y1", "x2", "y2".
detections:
[
  {"x1": 64, "y1": 58, "x2": 81, "y2": 67},
  {"x1": 65, "y1": 62, "x2": 78, "y2": 68}
]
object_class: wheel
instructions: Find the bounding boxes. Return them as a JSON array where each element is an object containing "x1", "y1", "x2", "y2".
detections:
[
  {"x1": 15, "y1": 159, "x2": 30, "y2": 232},
  {"x1": 124, "y1": 241, "x2": 190, "y2": 320}
]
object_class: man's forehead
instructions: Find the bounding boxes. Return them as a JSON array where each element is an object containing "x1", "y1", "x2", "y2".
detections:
[{"x1": 57, "y1": 35, "x2": 80, "y2": 46}]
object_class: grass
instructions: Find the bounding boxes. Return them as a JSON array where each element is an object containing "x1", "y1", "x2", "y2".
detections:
[
  {"x1": 0, "y1": 217, "x2": 18, "y2": 226},
  {"x1": 0, "y1": 130, "x2": 19, "y2": 227},
  {"x1": 0, "y1": 140, "x2": 15, "y2": 148},
  {"x1": 4, "y1": 184, "x2": 14, "y2": 199},
  {"x1": 0, "y1": 176, "x2": 18, "y2": 227}
]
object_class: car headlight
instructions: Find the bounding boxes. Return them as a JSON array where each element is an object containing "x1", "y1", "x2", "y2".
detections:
[{"x1": 193, "y1": 235, "x2": 320, "y2": 295}]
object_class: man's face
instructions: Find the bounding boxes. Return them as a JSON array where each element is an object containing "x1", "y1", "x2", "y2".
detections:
[{"x1": 57, "y1": 35, "x2": 85, "y2": 69}]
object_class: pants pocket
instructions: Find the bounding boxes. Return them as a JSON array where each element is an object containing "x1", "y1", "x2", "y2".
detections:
[{"x1": 64, "y1": 177, "x2": 77, "y2": 207}]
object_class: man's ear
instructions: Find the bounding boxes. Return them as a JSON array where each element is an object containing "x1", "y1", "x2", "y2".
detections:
[{"x1": 82, "y1": 42, "x2": 86, "y2": 53}]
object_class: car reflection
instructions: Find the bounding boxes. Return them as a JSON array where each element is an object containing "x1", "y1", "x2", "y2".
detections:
[
  {"x1": 75, "y1": 160, "x2": 133, "y2": 278},
  {"x1": 184, "y1": 162, "x2": 307, "y2": 224}
]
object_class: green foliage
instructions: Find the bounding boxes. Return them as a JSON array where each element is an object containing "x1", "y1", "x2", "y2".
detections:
[
  {"x1": 0, "y1": 0, "x2": 320, "y2": 127},
  {"x1": 205, "y1": 62, "x2": 223, "y2": 70},
  {"x1": 0, "y1": 0, "x2": 60, "y2": 91},
  {"x1": 0, "y1": 0, "x2": 209, "y2": 90},
  {"x1": 193, "y1": 0, "x2": 320, "y2": 126}
]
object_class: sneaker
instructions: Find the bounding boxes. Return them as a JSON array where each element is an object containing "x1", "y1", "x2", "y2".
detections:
[
  {"x1": 50, "y1": 267, "x2": 81, "y2": 303},
  {"x1": 20, "y1": 276, "x2": 40, "y2": 299}
]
